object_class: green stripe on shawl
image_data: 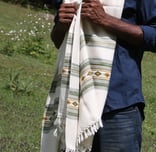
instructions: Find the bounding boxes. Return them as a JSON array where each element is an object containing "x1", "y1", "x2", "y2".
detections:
[{"x1": 80, "y1": 34, "x2": 116, "y2": 49}]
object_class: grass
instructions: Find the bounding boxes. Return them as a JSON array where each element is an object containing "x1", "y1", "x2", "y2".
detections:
[
  {"x1": 0, "y1": 1, "x2": 57, "y2": 151},
  {"x1": 0, "y1": 1, "x2": 156, "y2": 152},
  {"x1": 0, "y1": 53, "x2": 54, "y2": 152},
  {"x1": 142, "y1": 52, "x2": 156, "y2": 151},
  {"x1": 0, "y1": 2, "x2": 27, "y2": 30}
]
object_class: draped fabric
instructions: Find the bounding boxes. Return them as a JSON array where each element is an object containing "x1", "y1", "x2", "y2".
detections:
[{"x1": 41, "y1": 0, "x2": 125, "y2": 151}]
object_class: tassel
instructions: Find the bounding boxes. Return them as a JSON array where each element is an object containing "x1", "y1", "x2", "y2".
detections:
[{"x1": 77, "y1": 120, "x2": 102, "y2": 144}]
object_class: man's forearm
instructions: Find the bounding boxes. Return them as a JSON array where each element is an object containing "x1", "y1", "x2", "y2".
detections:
[
  {"x1": 51, "y1": 3, "x2": 77, "y2": 49},
  {"x1": 52, "y1": 18, "x2": 143, "y2": 49},
  {"x1": 51, "y1": 23, "x2": 69, "y2": 49},
  {"x1": 81, "y1": 0, "x2": 144, "y2": 48},
  {"x1": 100, "y1": 14, "x2": 143, "y2": 47}
]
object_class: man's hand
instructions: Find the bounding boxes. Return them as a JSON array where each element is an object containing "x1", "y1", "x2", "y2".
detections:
[
  {"x1": 58, "y1": 3, "x2": 78, "y2": 25},
  {"x1": 81, "y1": 0, "x2": 143, "y2": 47},
  {"x1": 81, "y1": 0, "x2": 107, "y2": 25},
  {"x1": 51, "y1": 2, "x2": 78, "y2": 49}
]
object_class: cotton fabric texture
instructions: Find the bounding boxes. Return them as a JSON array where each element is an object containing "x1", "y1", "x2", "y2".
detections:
[{"x1": 41, "y1": 0, "x2": 125, "y2": 151}]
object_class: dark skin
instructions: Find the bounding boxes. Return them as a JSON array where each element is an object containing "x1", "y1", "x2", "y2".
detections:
[{"x1": 51, "y1": 0, "x2": 143, "y2": 49}]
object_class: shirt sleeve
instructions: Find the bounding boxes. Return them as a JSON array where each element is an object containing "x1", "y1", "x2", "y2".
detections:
[
  {"x1": 141, "y1": 25, "x2": 156, "y2": 51},
  {"x1": 139, "y1": 0, "x2": 156, "y2": 51},
  {"x1": 51, "y1": 0, "x2": 63, "y2": 23},
  {"x1": 52, "y1": 0, "x2": 62, "y2": 9}
]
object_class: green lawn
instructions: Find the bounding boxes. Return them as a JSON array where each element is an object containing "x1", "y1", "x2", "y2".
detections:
[
  {"x1": 0, "y1": 1, "x2": 56, "y2": 151},
  {"x1": 142, "y1": 52, "x2": 156, "y2": 151},
  {"x1": 0, "y1": 1, "x2": 156, "y2": 152},
  {"x1": 0, "y1": 54, "x2": 53, "y2": 152}
]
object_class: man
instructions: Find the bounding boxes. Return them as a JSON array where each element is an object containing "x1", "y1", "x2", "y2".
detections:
[{"x1": 50, "y1": 0, "x2": 156, "y2": 151}]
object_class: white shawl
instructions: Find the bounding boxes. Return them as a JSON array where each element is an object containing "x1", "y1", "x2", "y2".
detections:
[{"x1": 41, "y1": 0, "x2": 125, "y2": 151}]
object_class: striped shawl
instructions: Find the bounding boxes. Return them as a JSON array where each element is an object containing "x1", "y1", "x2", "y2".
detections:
[{"x1": 41, "y1": 0, "x2": 125, "y2": 151}]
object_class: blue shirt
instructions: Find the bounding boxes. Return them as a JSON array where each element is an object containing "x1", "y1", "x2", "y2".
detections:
[
  {"x1": 52, "y1": 0, "x2": 156, "y2": 113},
  {"x1": 105, "y1": 0, "x2": 156, "y2": 113}
]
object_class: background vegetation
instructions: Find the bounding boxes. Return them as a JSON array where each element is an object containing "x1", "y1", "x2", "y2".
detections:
[
  {"x1": 0, "y1": 1, "x2": 156, "y2": 152},
  {"x1": 0, "y1": 1, "x2": 56, "y2": 151},
  {"x1": 0, "y1": 0, "x2": 52, "y2": 8}
]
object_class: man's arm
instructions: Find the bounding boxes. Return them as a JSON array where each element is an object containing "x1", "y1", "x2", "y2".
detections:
[
  {"x1": 81, "y1": 0, "x2": 143, "y2": 48},
  {"x1": 51, "y1": 23, "x2": 68, "y2": 49},
  {"x1": 51, "y1": 3, "x2": 77, "y2": 49}
]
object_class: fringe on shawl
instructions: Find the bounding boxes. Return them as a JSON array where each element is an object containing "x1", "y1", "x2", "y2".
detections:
[
  {"x1": 65, "y1": 146, "x2": 92, "y2": 152},
  {"x1": 65, "y1": 149, "x2": 80, "y2": 152},
  {"x1": 55, "y1": 119, "x2": 103, "y2": 152},
  {"x1": 53, "y1": 116, "x2": 65, "y2": 136},
  {"x1": 64, "y1": 120, "x2": 103, "y2": 152},
  {"x1": 77, "y1": 119, "x2": 103, "y2": 144}
]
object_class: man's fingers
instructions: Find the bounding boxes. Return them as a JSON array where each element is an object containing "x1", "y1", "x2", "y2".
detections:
[{"x1": 58, "y1": 3, "x2": 77, "y2": 24}]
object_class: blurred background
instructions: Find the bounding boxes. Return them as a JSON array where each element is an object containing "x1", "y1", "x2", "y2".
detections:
[{"x1": 0, "y1": 0, "x2": 156, "y2": 151}]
